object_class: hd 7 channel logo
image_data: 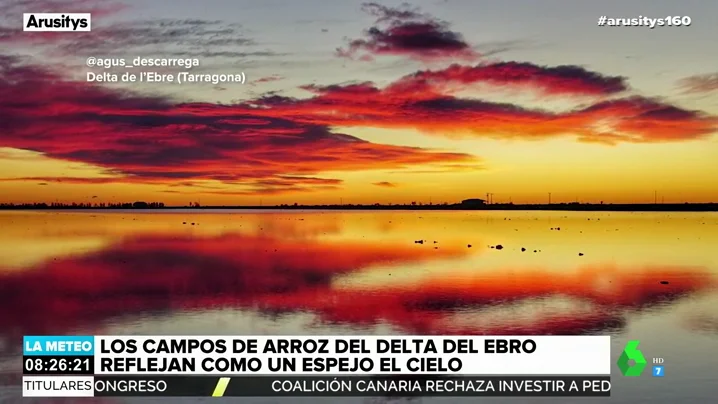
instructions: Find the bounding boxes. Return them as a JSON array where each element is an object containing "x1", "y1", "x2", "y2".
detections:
[{"x1": 617, "y1": 340, "x2": 665, "y2": 377}]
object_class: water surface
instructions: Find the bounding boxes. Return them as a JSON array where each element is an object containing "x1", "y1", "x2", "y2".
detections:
[{"x1": 1, "y1": 210, "x2": 717, "y2": 403}]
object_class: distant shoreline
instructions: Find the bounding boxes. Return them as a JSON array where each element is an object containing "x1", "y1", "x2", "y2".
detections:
[{"x1": 1, "y1": 203, "x2": 718, "y2": 212}]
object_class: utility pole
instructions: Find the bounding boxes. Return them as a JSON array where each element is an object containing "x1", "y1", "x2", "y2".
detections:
[
  {"x1": 548, "y1": 193, "x2": 552, "y2": 205},
  {"x1": 654, "y1": 191, "x2": 657, "y2": 204}
]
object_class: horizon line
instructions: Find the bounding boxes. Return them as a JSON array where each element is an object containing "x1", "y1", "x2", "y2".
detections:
[{"x1": 1, "y1": 201, "x2": 718, "y2": 213}]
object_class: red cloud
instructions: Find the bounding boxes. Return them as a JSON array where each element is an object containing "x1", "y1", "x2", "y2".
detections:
[
  {"x1": 389, "y1": 62, "x2": 629, "y2": 97},
  {"x1": 0, "y1": 56, "x2": 476, "y2": 193},
  {"x1": 337, "y1": 2, "x2": 478, "y2": 62},
  {"x1": 255, "y1": 75, "x2": 284, "y2": 83},
  {"x1": 678, "y1": 73, "x2": 718, "y2": 94},
  {"x1": 257, "y1": 79, "x2": 717, "y2": 144},
  {"x1": 0, "y1": 177, "x2": 133, "y2": 184},
  {"x1": 372, "y1": 181, "x2": 397, "y2": 187},
  {"x1": 2, "y1": 52, "x2": 714, "y2": 196}
]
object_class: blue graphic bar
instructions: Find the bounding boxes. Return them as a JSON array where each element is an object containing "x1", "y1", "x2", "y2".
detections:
[{"x1": 23, "y1": 336, "x2": 94, "y2": 356}]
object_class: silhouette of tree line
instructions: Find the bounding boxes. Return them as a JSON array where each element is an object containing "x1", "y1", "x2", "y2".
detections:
[
  {"x1": 0, "y1": 200, "x2": 716, "y2": 212},
  {"x1": 0, "y1": 201, "x2": 165, "y2": 209}
]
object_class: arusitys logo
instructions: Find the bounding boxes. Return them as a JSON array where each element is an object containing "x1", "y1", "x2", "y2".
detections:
[
  {"x1": 617, "y1": 340, "x2": 647, "y2": 376},
  {"x1": 23, "y1": 13, "x2": 91, "y2": 32}
]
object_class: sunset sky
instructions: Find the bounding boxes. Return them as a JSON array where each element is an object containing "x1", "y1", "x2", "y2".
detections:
[{"x1": 1, "y1": 0, "x2": 717, "y2": 205}]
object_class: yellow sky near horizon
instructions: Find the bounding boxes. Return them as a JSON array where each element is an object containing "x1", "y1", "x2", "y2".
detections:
[{"x1": 1, "y1": 127, "x2": 717, "y2": 205}]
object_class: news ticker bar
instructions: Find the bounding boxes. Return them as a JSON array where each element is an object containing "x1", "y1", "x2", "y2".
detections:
[{"x1": 23, "y1": 375, "x2": 611, "y2": 397}]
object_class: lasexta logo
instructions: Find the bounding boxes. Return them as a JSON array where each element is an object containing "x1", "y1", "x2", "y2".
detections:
[{"x1": 617, "y1": 340, "x2": 647, "y2": 376}]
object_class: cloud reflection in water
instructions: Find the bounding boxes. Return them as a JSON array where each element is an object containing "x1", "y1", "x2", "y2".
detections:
[{"x1": 1, "y1": 231, "x2": 713, "y2": 344}]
